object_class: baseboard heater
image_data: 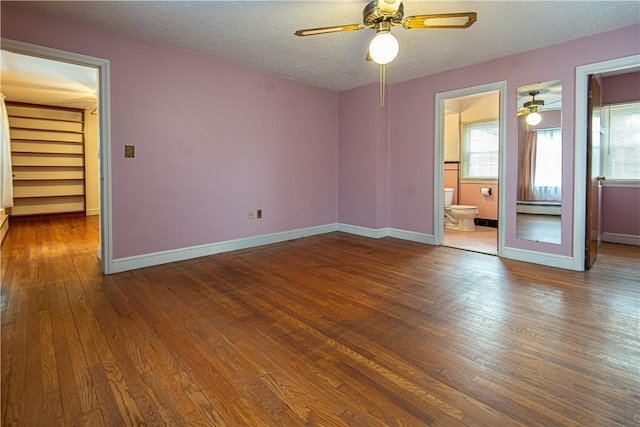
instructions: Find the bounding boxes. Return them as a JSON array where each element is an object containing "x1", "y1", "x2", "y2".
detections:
[{"x1": 517, "y1": 201, "x2": 561, "y2": 215}]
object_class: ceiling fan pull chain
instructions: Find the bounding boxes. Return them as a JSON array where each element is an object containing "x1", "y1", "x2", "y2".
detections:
[{"x1": 380, "y1": 63, "x2": 385, "y2": 107}]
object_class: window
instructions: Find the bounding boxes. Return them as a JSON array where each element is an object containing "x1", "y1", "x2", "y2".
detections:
[
  {"x1": 462, "y1": 120, "x2": 499, "y2": 179},
  {"x1": 602, "y1": 102, "x2": 640, "y2": 180},
  {"x1": 533, "y1": 128, "x2": 562, "y2": 201}
]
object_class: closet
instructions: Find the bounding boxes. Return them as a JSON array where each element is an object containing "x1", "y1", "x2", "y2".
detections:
[{"x1": 7, "y1": 103, "x2": 86, "y2": 216}]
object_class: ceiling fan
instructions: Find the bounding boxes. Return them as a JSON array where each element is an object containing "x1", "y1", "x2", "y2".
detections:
[
  {"x1": 518, "y1": 90, "x2": 561, "y2": 125},
  {"x1": 295, "y1": 0, "x2": 477, "y2": 105}
]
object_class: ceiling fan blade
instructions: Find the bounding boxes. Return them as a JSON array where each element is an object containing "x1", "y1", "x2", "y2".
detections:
[
  {"x1": 377, "y1": 0, "x2": 402, "y2": 13},
  {"x1": 294, "y1": 23, "x2": 368, "y2": 37},
  {"x1": 401, "y1": 12, "x2": 477, "y2": 29}
]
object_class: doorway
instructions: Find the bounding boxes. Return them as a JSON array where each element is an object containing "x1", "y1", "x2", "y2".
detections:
[
  {"x1": 434, "y1": 81, "x2": 507, "y2": 256},
  {"x1": 1, "y1": 38, "x2": 112, "y2": 273},
  {"x1": 574, "y1": 55, "x2": 639, "y2": 270}
]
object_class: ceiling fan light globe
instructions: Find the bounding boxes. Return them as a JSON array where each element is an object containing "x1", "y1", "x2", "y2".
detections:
[
  {"x1": 526, "y1": 112, "x2": 542, "y2": 126},
  {"x1": 369, "y1": 32, "x2": 399, "y2": 65}
]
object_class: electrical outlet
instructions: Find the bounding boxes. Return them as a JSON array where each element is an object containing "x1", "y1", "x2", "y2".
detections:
[
  {"x1": 248, "y1": 210, "x2": 254, "y2": 220},
  {"x1": 257, "y1": 209, "x2": 262, "y2": 219},
  {"x1": 124, "y1": 145, "x2": 135, "y2": 158}
]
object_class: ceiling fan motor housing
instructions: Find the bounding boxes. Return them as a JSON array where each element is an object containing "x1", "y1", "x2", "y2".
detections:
[
  {"x1": 524, "y1": 90, "x2": 544, "y2": 112},
  {"x1": 363, "y1": 1, "x2": 404, "y2": 26}
]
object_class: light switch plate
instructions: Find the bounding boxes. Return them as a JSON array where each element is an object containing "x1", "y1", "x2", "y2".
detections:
[{"x1": 124, "y1": 145, "x2": 135, "y2": 158}]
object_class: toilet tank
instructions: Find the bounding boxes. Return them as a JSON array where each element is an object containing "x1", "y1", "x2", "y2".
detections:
[{"x1": 444, "y1": 188, "x2": 454, "y2": 207}]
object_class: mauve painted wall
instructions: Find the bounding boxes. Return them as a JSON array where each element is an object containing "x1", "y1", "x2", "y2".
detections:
[
  {"x1": 2, "y1": 5, "x2": 338, "y2": 259},
  {"x1": 602, "y1": 71, "x2": 640, "y2": 105},
  {"x1": 601, "y1": 71, "x2": 640, "y2": 237},
  {"x1": 338, "y1": 83, "x2": 389, "y2": 229},
  {"x1": 601, "y1": 187, "x2": 640, "y2": 236},
  {"x1": 339, "y1": 25, "x2": 640, "y2": 256}
]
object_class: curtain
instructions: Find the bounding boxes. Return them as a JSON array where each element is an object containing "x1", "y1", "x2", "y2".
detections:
[
  {"x1": 533, "y1": 129, "x2": 562, "y2": 202},
  {"x1": 0, "y1": 93, "x2": 13, "y2": 209},
  {"x1": 518, "y1": 130, "x2": 536, "y2": 201}
]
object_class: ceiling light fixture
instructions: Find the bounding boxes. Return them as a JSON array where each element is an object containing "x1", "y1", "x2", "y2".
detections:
[
  {"x1": 524, "y1": 90, "x2": 544, "y2": 126},
  {"x1": 368, "y1": 22, "x2": 398, "y2": 65},
  {"x1": 526, "y1": 111, "x2": 542, "y2": 126}
]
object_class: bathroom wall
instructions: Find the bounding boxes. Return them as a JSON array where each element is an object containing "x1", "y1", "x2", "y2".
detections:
[
  {"x1": 461, "y1": 183, "x2": 498, "y2": 221},
  {"x1": 444, "y1": 162, "x2": 459, "y2": 205}
]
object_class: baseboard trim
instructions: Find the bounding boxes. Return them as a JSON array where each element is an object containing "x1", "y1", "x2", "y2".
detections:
[
  {"x1": 337, "y1": 224, "x2": 436, "y2": 245},
  {"x1": 86, "y1": 209, "x2": 100, "y2": 216},
  {"x1": 337, "y1": 223, "x2": 389, "y2": 239},
  {"x1": 110, "y1": 223, "x2": 339, "y2": 274},
  {"x1": 501, "y1": 246, "x2": 576, "y2": 270},
  {"x1": 601, "y1": 232, "x2": 640, "y2": 246},
  {"x1": 388, "y1": 228, "x2": 436, "y2": 245},
  {"x1": 109, "y1": 223, "x2": 439, "y2": 274}
]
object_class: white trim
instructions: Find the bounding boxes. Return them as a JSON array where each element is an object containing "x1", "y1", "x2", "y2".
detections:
[
  {"x1": 501, "y1": 247, "x2": 575, "y2": 270},
  {"x1": 434, "y1": 81, "x2": 507, "y2": 255},
  {"x1": 601, "y1": 232, "x2": 640, "y2": 246},
  {"x1": 337, "y1": 223, "x2": 389, "y2": 239},
  {"x1": 388, "y1": 228, "x2": 435, "y2": 244},
  {"x1": 111, "y1": 224, "x2": 339, "y2": 274},
  {"x1": 574, "y1": 55, "x2": 640, "y2": 272},
  {"x1": 109, "y1": 223, "x2": 441, "y2": 273},
  {"x1": 86, "y1": 208, "x2": 100, "y2": 216},
  {"x1": 2, "y1": 39, "x2": 113, "y2": 274}
]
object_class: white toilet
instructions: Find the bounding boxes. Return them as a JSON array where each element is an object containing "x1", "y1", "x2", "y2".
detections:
[{"x1": 444, "y1": 188, "x2": 479, "y2": 231}]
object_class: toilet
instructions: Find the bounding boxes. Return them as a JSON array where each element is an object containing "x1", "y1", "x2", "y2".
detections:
[{"x1": 444, "y1": 188, "x2": 479, "y2": 231}]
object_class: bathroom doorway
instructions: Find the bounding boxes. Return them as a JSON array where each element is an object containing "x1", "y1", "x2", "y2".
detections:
[{"x1": 434, "y1": 82, "x2": 506, "y2": 255}]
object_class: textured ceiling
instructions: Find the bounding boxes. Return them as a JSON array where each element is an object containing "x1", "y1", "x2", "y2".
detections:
[{"x1": 4, "y1": 1, "x2": 640, "y2": 93}]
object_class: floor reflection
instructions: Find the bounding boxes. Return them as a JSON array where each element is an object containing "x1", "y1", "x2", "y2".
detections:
[
  {"x1": 443, "y1": 225, "x2": 498, "y2": 255},
  {"x1": 516, "y1": 214, "x2": 561, "y2": 244}
]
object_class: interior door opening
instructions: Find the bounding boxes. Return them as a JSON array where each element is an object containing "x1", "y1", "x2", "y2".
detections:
[
  {"x1": 1, "y1": 39, "x2": 112, "y2": 273},
  {"x1": 435, "y1": 84, "x2": 505, "y2": 256}
]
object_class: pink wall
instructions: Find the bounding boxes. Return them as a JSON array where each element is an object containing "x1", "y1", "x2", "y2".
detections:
[
  {"x1": 601, "y1": 186, "x2": 640, "y2": 236},
  {"x1": 602, "y1": 71, "x2": 640, "y2": 105},
  {"x1": 338, "y1": 84, "x2": 389, "y2": 229},
  {"x1": 2, "y1": 5, "x2": 339, "y2": 259}
]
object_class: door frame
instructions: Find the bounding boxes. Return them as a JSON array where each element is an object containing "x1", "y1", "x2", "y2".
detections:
[
  {"x1": 2, "y1": 38, "x2": 113, "y2": 274},
  {"x1": 434, "y1": 81, "x2": 507, "y2": 253},
  {"x1": 573, "y1": 54, "x2": 639, "y2": 271}
]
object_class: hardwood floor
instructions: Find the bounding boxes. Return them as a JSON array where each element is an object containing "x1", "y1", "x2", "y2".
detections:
[{"x1": 2, "y1": 216, "x2": 639, "y2": 426}]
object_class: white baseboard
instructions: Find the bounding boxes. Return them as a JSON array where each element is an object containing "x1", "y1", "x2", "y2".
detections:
[
  {"x1": 388, "y1": 228, "x2": 436, "y2": 245},
  {"x1": 110, "y1": 223, "x2": 338, "y2": 273},
  {"x1": 337, "y1": 223, "x2": 389, "y2": 239},
  {"x1": 501, "y1": 246, "x2": 576, "y2": 270},
  {"x1": 109, "y1": 223, "x2": 438, "y2": 274},
  {"x1": 601, "y1": 232, "x2": 640, "y2": 246},
  {"x1": 337, "y1": 224, "x2": 436, "y2": 245}
]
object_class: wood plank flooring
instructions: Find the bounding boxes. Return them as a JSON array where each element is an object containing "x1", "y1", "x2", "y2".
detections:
[{"x1": 2, "y1": 216, "x2": 639, "y2": 426}]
